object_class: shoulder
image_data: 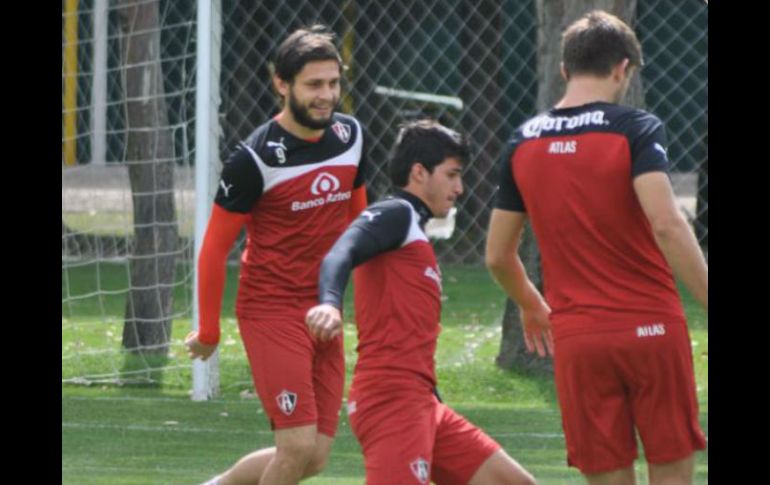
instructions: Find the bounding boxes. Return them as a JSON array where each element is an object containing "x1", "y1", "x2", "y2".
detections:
[
  {"x1": 343, "y1": 198, "x2": 416, "y2": 251},
  {"x1": 221, "y1": 142, "x2": 260, "y2": 173},
  {"x1": 352, "y1": 198, "x2": 415, "y2": 235},
  {"x1": 331, "y1": 112, "x2": 361, "y2": 128},
  {"x1": 610, "y1": 107, "x2": 664, "y2": 137},
  {"x1": 361, "y1": 198, "x2": 413, "y2": 221},
  {"x1": 241, "y1": 120, "x2": 275, "y2": 155}
]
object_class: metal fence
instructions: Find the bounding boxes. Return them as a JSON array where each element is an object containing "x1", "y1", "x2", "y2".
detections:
[
  {"x1": 217, "y1": 0, "x2": 707, "y2": 262},
  {"x1": 62, "y1": 0, "x2": 707, "y2": 384}
]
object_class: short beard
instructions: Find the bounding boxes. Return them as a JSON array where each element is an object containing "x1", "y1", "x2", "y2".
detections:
[{"x1": 288, "y1": 91, "x2": 338, "y2": 130}]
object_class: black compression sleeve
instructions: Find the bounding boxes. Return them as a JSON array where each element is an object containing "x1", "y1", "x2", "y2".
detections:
[{"x1": 318, "y1": 200, "x2": 412, "y2": 308}]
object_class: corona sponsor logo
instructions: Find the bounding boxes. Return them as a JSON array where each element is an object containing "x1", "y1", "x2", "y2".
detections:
[{"x1": 522, "y1": 110, "x2": 607, "y2": 138}]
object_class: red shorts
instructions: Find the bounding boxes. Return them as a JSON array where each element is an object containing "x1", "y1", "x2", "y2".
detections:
[
  {"x1": 348, "y1": 380, "x2": 500, "y2": 485},
  {"x1": 237, "y1": 303, "x2": 344, "y2": 437},
  {"x1": 554, "y1": 318, "x2": 707, "y2": 474}
]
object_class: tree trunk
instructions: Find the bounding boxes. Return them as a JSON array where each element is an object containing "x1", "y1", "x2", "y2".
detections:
[
  {"x1": 118, "y1": 0, "x2": 177, "y2": 355},
  {"x1": 497, "y1": 0, "x2": 642, "y2": 371}
]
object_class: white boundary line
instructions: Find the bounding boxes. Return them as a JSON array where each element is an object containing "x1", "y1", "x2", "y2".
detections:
[{"x1": 62, "y1": 421, "x2": 563, "y2": 439}]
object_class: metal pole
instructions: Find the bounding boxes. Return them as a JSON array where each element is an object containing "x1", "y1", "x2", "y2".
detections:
[
  {"x1": 192, "y1": 0, "x2": 213, "y2": 401},
  {"x1": 90, "y1": 0, "x2": 108, "y2": 165}
]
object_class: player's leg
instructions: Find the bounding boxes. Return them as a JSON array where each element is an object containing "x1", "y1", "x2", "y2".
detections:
[
  {"x1": 259, "y1": 424, "x2": 320, "y2": 485},
  {"x1": 213, "y1": 448, "x2": 275, "y2": 485},
  {"x1": 647, "y1": 454, "x2": 695, "y2": 485},
  {"x1": 242, "y1": 311, "x2": 343, "y2": 482},
  {"x1": 623, "y1": 320, "x2": 705, "y2": 485},
  {"x1": 467, "y1": 449, "x2": 536, "y2": 485},
  {"x1": 347, "y1": 385, "x2": 436, "y2": 485},
  {"x1": 583, "y1": 467, "x2": 636, "y2": 485},
  {"x1": 554, "y1": 332, "x2": 639, "y2": 479},
  {"x1": 303, "y1": 332, "x2": 346, "y2": 476},
  {"x1": 221, "y1": 315, "x2": 319, "y2": 484},
  {"x1": 213, "y1": 432, "x2": 333, "y2": 485},
  {"x1": 429, "y1": 402, "x2": 534, "y2": 485},
  {"x1": 302, "y1": 433, "x2": 335, "y2": 478}
]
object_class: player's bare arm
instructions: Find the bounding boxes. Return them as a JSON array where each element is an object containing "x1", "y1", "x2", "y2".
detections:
[
  {"x1": 633, "y1": 172, "x2": 708, "y2": 310},
  {"x1": 486, "y1": 208, "x2": 553, "y2": 357}
]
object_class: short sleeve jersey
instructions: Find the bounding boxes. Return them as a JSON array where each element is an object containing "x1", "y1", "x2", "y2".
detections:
[
  {"x1": 494, "y1": 102, "x2": 685, "y2": 333},
  {"x1": 214, "y1": 113, "x2": 368, "y2": 314},
  {"x1": 318, "y1": 190, "x2": 442, "y2": 390}
]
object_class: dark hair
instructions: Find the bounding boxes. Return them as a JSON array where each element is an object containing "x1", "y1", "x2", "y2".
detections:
[
  {"x1": 389, "y1": 119, "x2": 470, "y2": 187},
  {"x1": 562, "y1": 10, "x2": 643, "y2": 78},
  {"x1": 273, "y1": 25, "x2": 343, "y2": 83}
]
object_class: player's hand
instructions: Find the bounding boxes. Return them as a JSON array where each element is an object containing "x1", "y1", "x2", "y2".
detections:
[
  {"x1": 184, "y1": 331, "x2": 218, "y2": 361},
  {"x1": 306, "y1": 304, "x2": 342, "y2": 342},
  {"x1": 520, "y1": 301, "x2": 554, "y2": 358}
]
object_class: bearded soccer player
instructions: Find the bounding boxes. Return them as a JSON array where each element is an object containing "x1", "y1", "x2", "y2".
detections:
[
  {"x1": 306, "y1": 120, "x2": 536, "y2": 485},
  {"x1": 485, "y1": 10, "x2": 707, "y2": 485},
  {"x1": 186, "y1": 25, "x2": 369, "y2": 485}
]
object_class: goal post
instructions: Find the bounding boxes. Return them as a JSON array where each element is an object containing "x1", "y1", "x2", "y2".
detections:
[{"x1": 191, "y1": 0, "x2": 222, "y2": 401}]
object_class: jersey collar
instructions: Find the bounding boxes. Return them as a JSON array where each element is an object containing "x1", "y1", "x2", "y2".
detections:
[{"x1": 392, "y1": 188, "x2": 433, "y2": 227}]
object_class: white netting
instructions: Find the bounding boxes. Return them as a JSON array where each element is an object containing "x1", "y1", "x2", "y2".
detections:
[{"x1": 62, "y1": 0, "x2": 197, "y2": 386}]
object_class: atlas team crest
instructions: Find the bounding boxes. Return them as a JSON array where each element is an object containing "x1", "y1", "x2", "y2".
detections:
[
  {"x1": 410, "y1": 457, "x2": 430, "y2": 484},
  {"x1": 331, "y1": 121, "x2": 351, "y2": 143},
  {"x1": 276, "y1": 390, "x2": 298, "y2": 415}
]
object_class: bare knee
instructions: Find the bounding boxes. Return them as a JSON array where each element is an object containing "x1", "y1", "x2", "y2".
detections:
[
  {"x1": 473, "y1": 467, "x2": 536, "y2": 485},
  {"x1": 302, "y1": 449, "x2": 330, "y2": 478},
  {"x1": 584, "y1": 467, "x2": 635, "y2": 485},
  {"x1": 469, "y1": 449, "x2": 537, "y2": 485},
  {"x1": 273, "y1": 437, "x2": 316, "y2": 473},
  {"x1": 500, "y1": 466, "x2": 536, "y2": 485},
  {"x1": 648, "y1": 454, "x2": 695, "y2": 485},
  {"x1": 301, "y1": 431, "x2": 335, "y2": 478}
]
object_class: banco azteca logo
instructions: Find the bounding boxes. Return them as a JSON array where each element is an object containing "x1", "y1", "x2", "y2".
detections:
[{"x1": 311, "y1": 172, "x2": 341, "y2": 195}]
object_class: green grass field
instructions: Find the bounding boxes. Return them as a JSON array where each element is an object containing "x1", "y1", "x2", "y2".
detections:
[{"x1": 62, "y1": 263, "x2": 708, "y2": 485}]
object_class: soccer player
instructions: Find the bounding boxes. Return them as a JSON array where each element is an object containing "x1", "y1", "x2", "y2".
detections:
[
  {"x1": 306, "y1": 120, "x2": 536, "y2": 485},
  {"x1": 185, "y1": 25, "x2": 368, "y2": 485},
  {"x1": 485, "y1": 10, "x2": 707, "y2": 485}
]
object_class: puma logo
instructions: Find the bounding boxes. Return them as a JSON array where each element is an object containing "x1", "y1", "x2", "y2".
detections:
[{"x1": 220, "y1": 180, "x2": 234, "y2": 198}]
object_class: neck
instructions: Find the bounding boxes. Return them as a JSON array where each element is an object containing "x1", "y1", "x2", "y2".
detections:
[
  {"x1": 555, "y1": 77, "x2": 620, "y2": 109},
  {"x1": 396, "y1": 186, "x2": 434, "y2": 219},
  {"x1": 275, "y1": 110, "x2": 325, "y2": 140}
]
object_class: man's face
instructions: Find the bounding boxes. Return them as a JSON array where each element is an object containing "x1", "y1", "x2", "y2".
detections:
[
  {"x1": 423, "y1": 157, "x2": 464, "y2": 218},
  {"x1": 283, "y1": 60, "x2": 341, "y2": 130}
]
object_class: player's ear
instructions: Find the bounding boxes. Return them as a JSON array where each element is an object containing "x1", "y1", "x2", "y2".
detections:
[
  {"x1": 273, "y1": 74, "x2": 290, "y2": 98},
  {"x1": 560, "y1": 62, "x2": 569, "y2": 81},
  {"x1": 410, "y1": 162, "x2": 428, "y2": 185},
  {"x1": 612, "y1": 58, "x2": 630, "y2": 82}
]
